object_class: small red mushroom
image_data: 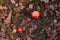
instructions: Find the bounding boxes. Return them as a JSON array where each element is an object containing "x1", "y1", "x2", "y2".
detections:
[
  {"x1": 18, "y1": 28, "x2": 23, "y2": 33},
  {"x1": 31, "y1": 11, "x2": 40, "y2": 19}
]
